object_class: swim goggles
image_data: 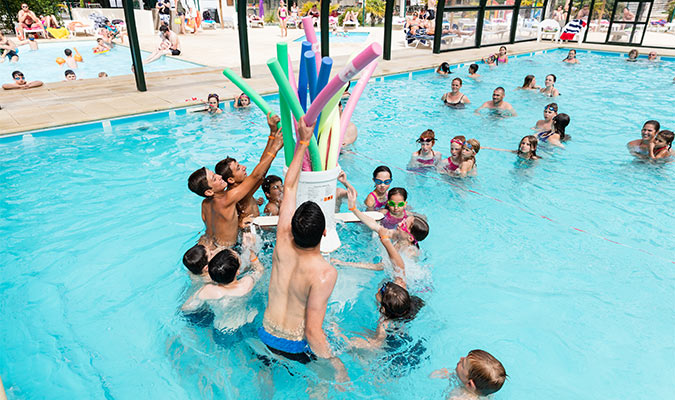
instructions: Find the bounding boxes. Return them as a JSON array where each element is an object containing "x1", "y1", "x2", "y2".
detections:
[
  {"x1": 464, "y1": 141, "x2": 473, "y2": 149},
  {"x1": 544, "y1": 106, "x2": 557, "y2": 112},
  {"x1": 398, "y1": 221, "x2": 418, "y2": 245},
  {"x1": 387, "y1": 200, "x2": 406, "y2": 208},
  {"x1": 380, "y1": 281, "x2": 389, "y2": 296},
  {"x1": 417, "y1": 138, "x2": 434, "y2": 143},
  {"x1": 14, "y1": 76, "x2": 24, "y2": 80},
  {"x1": 373, "y1": 178, "x2": 392, "y2": 185}
]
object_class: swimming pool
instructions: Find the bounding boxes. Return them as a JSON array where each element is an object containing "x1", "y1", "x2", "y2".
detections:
[
  {"x1": 0, "y1": 49, "x2": 673, "y2": 399},
  {"x1": 0, "y1": 41, "x2": 202, "y2": 83},
  {"x1": 294, "y1": 31, "x2": 370, "y2": 43}
]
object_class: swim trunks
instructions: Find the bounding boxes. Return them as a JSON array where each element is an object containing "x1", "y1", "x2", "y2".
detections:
[
  {"x1": 4, "y1": 50, "x2": 18, "y2": 59},
  {"x1": 258, "y1": 326, "x2": 316, "y2": 364}
]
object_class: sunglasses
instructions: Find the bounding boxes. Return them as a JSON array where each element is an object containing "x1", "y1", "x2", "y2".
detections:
[
  {"x1": 387, "y1": 200, "x2": 406, "y2": 208},
  {"x1": 417, "y1": 138, "x2": 434, "y2": 143},
  {"x1": 373, "y1": 178, "x2": 392, "y2": 185}
]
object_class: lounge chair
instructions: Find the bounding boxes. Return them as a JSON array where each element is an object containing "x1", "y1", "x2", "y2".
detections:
[
  {"x1": 249, "y1": 15, "x2": 264, "y2": 28},
  {"x1": 14, "y1": 22, "x2": 48, "y2": 39},
  {"x1": 537, "y1": 19, "x2": 560, "y2": 42},
  {"x1": 343, "y1": 17, "x2": 358, "y2": 30},
  {"x1": 287, "y1": 16, "x2": 298, "y2": 29}
]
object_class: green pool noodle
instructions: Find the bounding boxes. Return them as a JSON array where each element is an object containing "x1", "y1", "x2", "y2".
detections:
[
  {"x1": 318, "y1": 85, "x2": 344, "y2": 135},
  {"x1": 222, "y1": 68, "x2": 275, "y2": 119},
  {"x1": 276, "y1": 43, "x2": 295, "y2": 167},
  {"x1": 266, "y1": 58, "x2": 323, "y2": 171}
]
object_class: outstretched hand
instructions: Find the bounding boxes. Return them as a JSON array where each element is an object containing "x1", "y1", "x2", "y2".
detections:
[
  {"x1": 266, "y1": 112, "x2": 281, "y2": 133},
  {"x1": 337, "y1": 171, "x2": 347, "y2": 185},
  {"x1": 346, "y1": 185, "x2": 357, "y2": 210},
  {"x1": 297, "y1": 116, "x2": 316, "y2": 143}
]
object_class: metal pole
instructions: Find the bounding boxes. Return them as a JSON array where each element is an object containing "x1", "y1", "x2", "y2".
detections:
[
  {"x1": 320, "y1": 0, "x2": 330, "y2": 57},
  {"x1": 383, "y1": 0, "x2": 394, "y2": 59},
  {"x1": 508, "y1": 0, "x2": 521, "y2": 43},
  {"x1": 432, "y1": 0, "x2": 446, "y2": 53},
  {"x1": 122, "y1": 0, "x2": 146, "y2": 92},
  {"x1": 362, "y1": 0, "x2": 366, "y2": 26},
  {"x1": 237, "y1": 0, "x2": 251, "y2": 78}
]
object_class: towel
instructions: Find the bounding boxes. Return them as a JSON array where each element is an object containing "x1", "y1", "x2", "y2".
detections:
[
  {"x1": 560, "y1": 19, "x2": 586, "y2": 40},
  {"x1": 47, "y1": 27, "x2": 69, "y2": 39}
]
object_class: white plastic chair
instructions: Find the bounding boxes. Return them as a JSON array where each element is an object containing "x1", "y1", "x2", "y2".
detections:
[{"x1": 537, "y1": 18, "x2": 560, "y2": 42}]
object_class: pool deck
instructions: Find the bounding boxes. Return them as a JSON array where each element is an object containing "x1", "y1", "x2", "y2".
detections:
[{"x1": 1, "y1": 29, "x2": 674, "y2": 136}]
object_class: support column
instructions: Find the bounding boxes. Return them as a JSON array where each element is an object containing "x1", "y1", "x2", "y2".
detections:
[
  {"x1": 237, "y1": 0, "x2": 251, "y2": 78},
  {"x1": 432, "y1": 0, "x2": 446, "y2": 53},
  {"x1": 321, "y1": 0, "x2": 330, "y2": 57},
  {"x1": 384, "y1": 0, "x2": 395, "y2": 60},
  {"x1": 122, "y1": 0, "x2": 146, "y2": 92}
]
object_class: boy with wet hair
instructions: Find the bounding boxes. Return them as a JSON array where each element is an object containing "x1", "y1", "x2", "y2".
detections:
[
  {"x1": 215, "y1": 156, "x2": 265, "y2": 225},
  {"x1": 187, "y1": 113, "x2": 283, "y2": 252},
  {"x1": 64, "y1": 48, "x2": 78, "y2": 69},
  {"x1": 430, "y1": 349, "x2": 507, "y2": 398},
  {"x1": 261, "y1": 174, "x2": 283, "y2": 216},
  {"x1": 182, "y1": 243, "x2": 209, "y2": 274}
]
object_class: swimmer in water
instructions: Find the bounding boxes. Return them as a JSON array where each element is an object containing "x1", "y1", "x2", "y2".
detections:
[
  {"x1": 475, "y1": 87, "x2": 517, "y2": 117},
  {"x1": 338, "y1": 100, "x2": 358, "y2": 147},
  {"x1": 215, "y1": 156, "x2": 265, "y2": 228},
  {"x1": 442, "y1": 77, "x2": 471, "y2": 109},
  {"x1": 534, "y1": 103, "x2": 558, "y2": 132},
  {"x1": 496, "y1": 45, "x2": 508, "y2": 63},
  {"x1": 380, "y1": 187, "x2": 409, "y2": 229},
  {"x1": 484, "y1": 135, "x2": 542, "y2": 160},
  {"x1": 262, "y1": 174, "x2": 283, "y2": 216},
  {"x1": 482, "y1": 54, "x2": 497, "y2": 67},
  {"x1": 627, "y1": 49, "x2": 638, "y2": 62},
  {"x1": 647, "y1": 51, "x2": 658, "y2": 62},
  {"x1": 468, "y1": 63, "x2": 480, "y2": 79},
  {"x1": 627, "y1": 120, "x2": 660, "y2": 159},
  {"x1": 365, "y1": 165, "x2": 392, "y2": 211},
  {"x1": 539, "y1": 74, "x2": 559, "y2": 97},
  {"x1": 437, "y1": 135, "x2": 466, "y2": 174},
  {"x1": 233, "y1": 93, "x2": 251, "y2": 108},
  {"x1": 537, "y1": 113, "x2": 570, "y2": 148},
  {"x1": 205, "y1": 93, "x2": 222, "y2": 115},
  {"x1": 182, "y1": 243, "x2": 213, "y2": 284},
  {"x1": 562, "y1": 49, "x2": 579, "y2": 64},
  {"x1": 430, "y1": 349, "x2": 507, "y2": 399},
  {"x1": 648, "y1": 130, "x2": 673, "y2": 160},
  {"x1": 517, "y1": 74, "x2": 540, "y2": 91},
  {"x1": 188, "y1": 113, "x2": 283, "y2": 253},
  {"x1": 456, "y1": 139, "x2": 480, "y2": 177},
  {"x1": 408, "y1": 129, "x2": 442, "y2": 169},
  {"x1": 436, "y1": 62, "x2": 451, "y2": 75}
]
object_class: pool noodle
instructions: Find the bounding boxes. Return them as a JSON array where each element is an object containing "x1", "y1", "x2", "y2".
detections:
[
  {"x1": 337, "y1": 59, "x2": 378, "y2": 157},
  {"x1": 313, "y1": 57, "x2": 333, "y2": 141},
  {"x1": 301, "y1": 17, "x2": 321, "y2": 68},
  {"x1": 304, "y1": 51, "x2": 318, "y2": 103},
  {"x1": 267, "y1": 58, "x2": 323, "y2": 171},
  {"x1": 326, "y1": 109, "x2": 342, "y2": 169},
  {"x1": 276, "y1": 43, "x2": 295, "y2": 167},
  {"x1": 297, "y1": 41, "x2": 312, "y2": 111},
  {"x1": 318, "y1": 85, "x2": 344, "y2": 135},
  {"x1": 317, "y1": 108, "x2": 336, "y2": 167},
  {"x1": 222, "y1": 68, "x2": 275, "y2": 118},
  {"x1": 304, "y1": 42, "x2": 382, "y2": 126}
]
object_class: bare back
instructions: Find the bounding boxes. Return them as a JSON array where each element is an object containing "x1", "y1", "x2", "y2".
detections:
[{"x1": 201, "y1": 196, "x2": 238, "y2": 247}]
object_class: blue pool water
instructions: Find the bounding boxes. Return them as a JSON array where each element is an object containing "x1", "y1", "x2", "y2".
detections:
[
  {"x1": 0, "y1": 41, "x2": 202, "y2": 83},
  {"x1": 0, "y1": 49, "x2": 673, "y2": 399},
  {"x1": 294, "y1": 31, "x2": 370, "y2": 43}
]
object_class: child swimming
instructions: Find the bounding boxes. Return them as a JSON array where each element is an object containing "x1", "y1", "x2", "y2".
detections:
[
  {"x1": 233, "y1": 93, "x2": 251, "y2": 108},
  {"x1": 496, "y1": 46, "x2": 508, "y2": 64},
  {"x1": 430, "y1": 349, "x2": 507, "y2": 399},
  {"x1": 364, "y1": 165, "x2": 392, "y2": 211},
  {"x1": 182, "y1": 243, "x2": 212, "y2": 283},
  {"x1": 456, "y1": 139, "x2": 480, "y2": 177},
  {"x1": 408, "y1": 129, "x2": 442, "y2": 169},
  {"x1": 467, "y1": 63, "x2": 480, "y2": 79},
  {"x1": 205, "y1": 93, "x2": 222, "y2": 115},
  {"x1": 380, "y1": 187, "x2": 409, "y2": 229},
  {"x1": 262, "y1": 174, "x2": 283, "y2": 215},
  {"x1": 438, "y1": 135, "x2": 466, "y2": 174},
  {"x1": 534, "y1": 103, "x2": 558, "y2": 132},
  {"x1": 627, "y1": 49, "x2": 639, "y2": 62},
  {"x1": 484, "y1": 135, "x2": 541, "y2": 160},
  {"x1": 540, "y1": 74, "x2": 559, "y2": 97},
  {"x1": 537, "y1": 113, "x2": 570, "y2": 148},
  {"x1": 649, "y1": 130, "x2": 673, "y2": 160},
  {"x1": 517, "y1": 74, "x2": 540, "y2": 91},
  {"x1": 436, "y1": 62, "x2": 451, "y2": 75},
  {"x1": 627, "y1": 120, "x2": 660, "y2": 158}
]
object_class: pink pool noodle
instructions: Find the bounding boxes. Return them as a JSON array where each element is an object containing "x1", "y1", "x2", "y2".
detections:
[
  {"x1": 304, "y1": 42, "x2": 382, "y2": 126},
  {"x1": 302, "y1": 17, "x2": 321, "y2": 68},
  {"x1": 287, "y1": 54, "x2": 310, "y2": 170},
  {"x1": 338, "y1": 60, "x2": 378, "y2": 153}
]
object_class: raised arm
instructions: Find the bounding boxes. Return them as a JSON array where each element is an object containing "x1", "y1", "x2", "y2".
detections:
[
  {"x1": 277, "y1": 116, "x2": 316, "y2": 233},
  {"x1": 347, "y1": 185, "x2": 385, "y2": 233},
  {"x1": 227, "y1": 113, "x2": 283, "y2": 203},
  {"x1": 379, "y1": 235, "x2": 407, "y2": 287}
]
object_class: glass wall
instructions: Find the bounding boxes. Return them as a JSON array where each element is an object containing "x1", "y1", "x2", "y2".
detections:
[
  {"x1": 515, "y1": 0, "x2": 545, "y2": 41},
  {"x1": 440, "y1": 10, "x2": 479, "y2": 50},
  {"x1": 481, "y1": 9, "x2": 514, "y2": 45}
]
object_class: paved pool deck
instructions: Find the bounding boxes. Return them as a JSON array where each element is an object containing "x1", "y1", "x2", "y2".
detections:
[{"x1": 1, "y1": 26, "x2": 673, "y2": 136}]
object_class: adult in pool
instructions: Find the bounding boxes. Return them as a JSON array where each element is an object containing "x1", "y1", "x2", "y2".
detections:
[
  {"x1": 627, "y1": 49, "x2": 639, "y2": 62},
  {"x1": 187, "y1": 113, "x2": 283, "y2": 253},
  {"x1": 474, "y1": 87, "x2": 517, "y2": 117},
  {"x1": 562, "y1": 49, "x2": 580, "y2": 64},
  {"x1": 517, "y1": 74, "x2": 540, "y2": 91},
  {"x1": 540, "y1": 74, "x2": 560, "y2": 97},
  {"x1": 259, "y1": 117, "x2": 349, "y2": 381},
  {"x1": 483, "y1": 135, "x2": 542, "y2": 160},
  {"x1": 442, "y1": 78, "x2": 471, "y2": 109},
  {"x1": 365, "y1": 166, "x2": 393, "y2": 211},
  {"x1": 627, "y1": 120, "x2": 660, "y2": 159}
]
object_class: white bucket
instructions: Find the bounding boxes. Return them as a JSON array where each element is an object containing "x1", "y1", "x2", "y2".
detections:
[{"x1": 284, "y1": 166, "x2": 341, "y2": 253}]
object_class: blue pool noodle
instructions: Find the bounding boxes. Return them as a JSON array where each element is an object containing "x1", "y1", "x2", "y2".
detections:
[
  {"x1": 297, "y1": 41, "x2": 312, "y2": 112},
  {"x1": 313, "y1": 57, "x2": 333, "y2": 139},
  {"x1": 304, "y1": 50, "x2": 318, "y2": 103}
]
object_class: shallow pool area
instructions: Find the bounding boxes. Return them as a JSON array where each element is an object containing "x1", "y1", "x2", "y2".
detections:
[
  {"x1": 0, "y1": 41, "x2": 202, "y2": 83},
  {"x1": 0, "y1": 49, "x2": 673, "y2": 399},
  {"x1": 293, "y1": 31, "x2": 370, "y2": 43}
]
